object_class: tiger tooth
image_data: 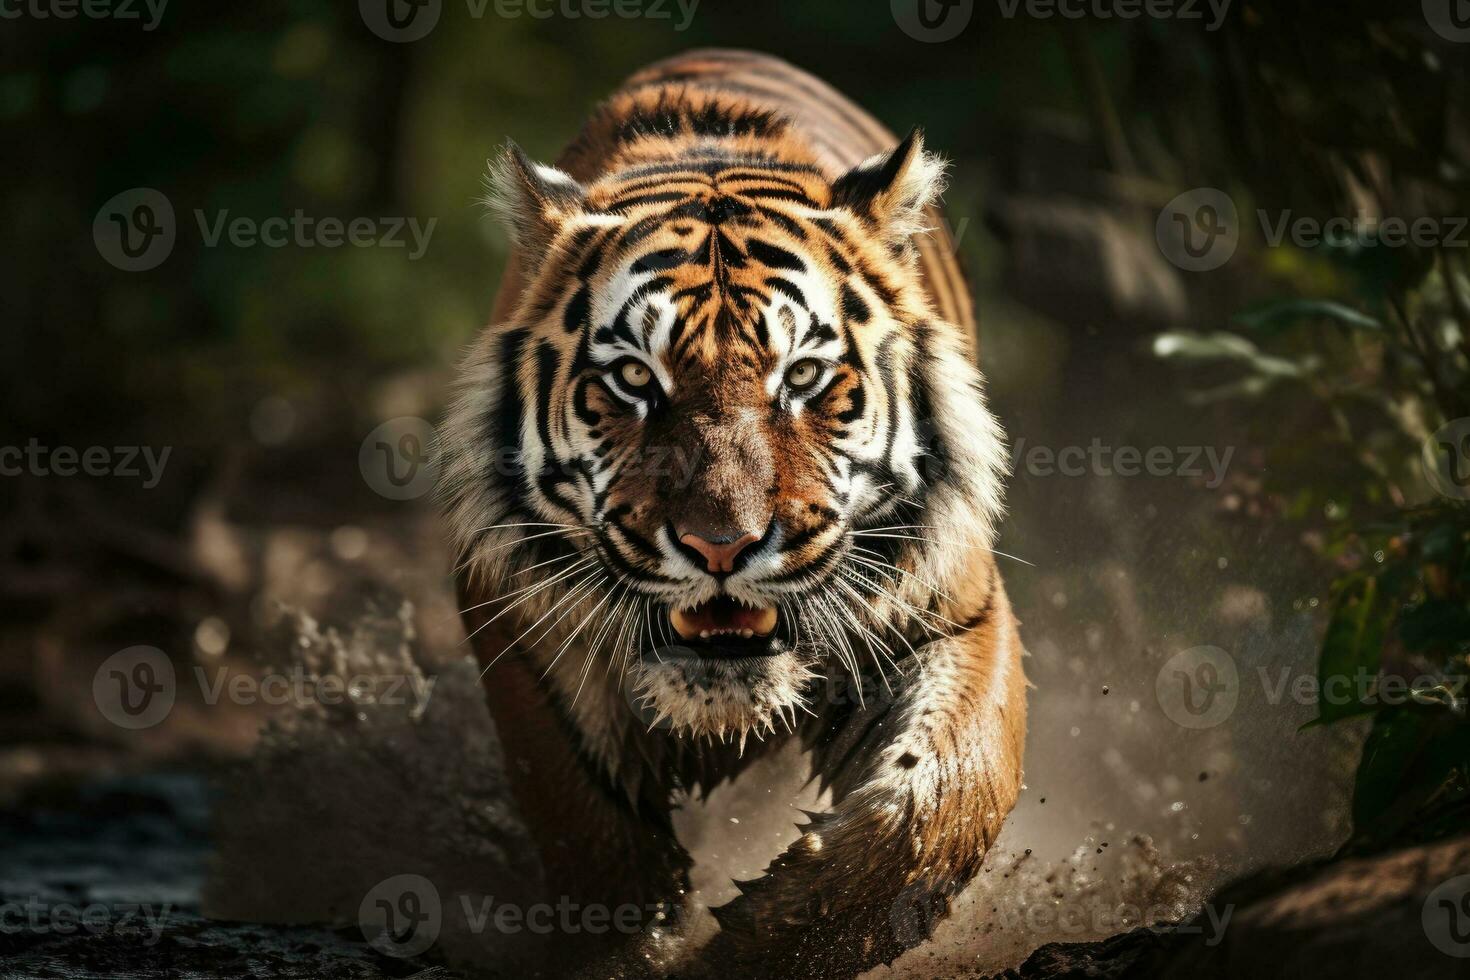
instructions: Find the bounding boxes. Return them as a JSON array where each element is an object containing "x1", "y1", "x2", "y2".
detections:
[
  {"x1": 751, "y1": 606, "x2": 777, "y2": 636},
  {"x1": 670, "y1": 606, "x2": 698, "y2": 640},
  {"x1": 668, "y1": 600, "x2": 779, "y2": 643}
]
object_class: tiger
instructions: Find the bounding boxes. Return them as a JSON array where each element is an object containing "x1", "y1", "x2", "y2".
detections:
[{"x1": 438, "y1": 49, "x2": 1026, "y2": 978}]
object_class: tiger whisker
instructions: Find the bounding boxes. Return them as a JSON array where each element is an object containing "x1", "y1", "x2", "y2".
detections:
[
  {"x1": 609, "y1": 588, "x2": 643, "y2": 682},
  {"x1": 822, "y1": 590, "x2": 873, "y2": 696},
  {"x1": 510, "y1": 544, "x2": 601, "y2": 580},
  {"x1": 476, "y1": 526, "x2": 594, "y2": 555},
  {"x1": 466, "y1": 521, "x2": 586, "y2": 535},
  {"x1": 475, "y1": 569, "x2": 603, "y2": 677},
  {"x1": 829, "y1": 577, "x2": 904, "y2": 692},
  {"x1": 847, "y1": 531, "x2": 1035, "y2": 567},
  {"x1": 836, "y1": 568, "x2": 945, "y2": 649},
  {"x1": 838, "y1": 562, "x2": 958, "y2": 635},
  {"x1": 810, "y1": 590, "x2": 864, "y2": 700},
  {"x1": 541, "y1": 577, "x2": 616, "y2": 682},
  {"x1": 452, "y1": 525, "x2": 595, "y2": 577},
  {"x1": 571, "y1": 579, "x2": 632, "y2": 707},
  {"x1": 839, "y1": 563, "x2": 927, "y2": 665},
  {"x1": 846, "y1": 546, "x2": 956, "y2": 605},
  {"x1": 458, "y1": 556, "x2": 596, "y2": 620}
]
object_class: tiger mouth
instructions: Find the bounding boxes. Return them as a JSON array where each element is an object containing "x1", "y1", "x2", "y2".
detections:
[{"x1": 667, "y1": 597, "x2": 782, "y2": 657}]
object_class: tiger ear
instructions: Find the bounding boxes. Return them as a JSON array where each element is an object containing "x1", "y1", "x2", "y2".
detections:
[
  {"x1": 484, "y1": 140, "x2": 587, "y2": 254},
  {"x1": 831, "y1": 128, "x2": 947, "y2": 245}
]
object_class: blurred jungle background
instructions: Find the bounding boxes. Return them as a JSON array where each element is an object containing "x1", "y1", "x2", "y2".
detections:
[{"x1": 2, "y1": 0, "x2": 1468, "y2": 976}]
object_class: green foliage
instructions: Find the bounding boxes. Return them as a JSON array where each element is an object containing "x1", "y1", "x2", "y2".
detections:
[
  {"x1": 1231, "y1": 299, "x2": 1383, "y2": 337},
  {"x1": 1145, "y1": 5, "x2": 1470, "y2": 853},
  {"x1": 1353, "y1": 700, "x2": 1470, "y2": 852},
  {"x1": 1162, "y1": 261, "x2": 1470, "y2": 851},
  {"x1": 1318, "y1": 506, "x2": 1469, "y2": 849},
  {"x1": 1166, "y1": 277, "x2": 1470, "y2": 848}
]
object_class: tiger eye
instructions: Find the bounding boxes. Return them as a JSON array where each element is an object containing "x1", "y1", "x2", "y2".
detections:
[
  {"x1": 785, "y1": 359, "x2": 821, "y2": 391},
  {"x1": 619, "y1": 360, "x2": 653, "y2": 388}
]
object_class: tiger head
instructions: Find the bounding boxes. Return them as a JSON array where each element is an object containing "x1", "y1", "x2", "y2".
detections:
[{"x1": 440, "y1": 127, "x2": 1006, "y2": 741}]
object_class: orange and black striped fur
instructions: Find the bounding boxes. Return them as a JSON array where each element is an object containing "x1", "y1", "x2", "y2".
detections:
[{"x1": 439, "y1": 50, "x2": 1026, "y2": 978}]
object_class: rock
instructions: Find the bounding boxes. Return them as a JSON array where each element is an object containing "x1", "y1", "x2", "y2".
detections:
[{"x1": 987, "y1": 832, "x2": 1470, "y2": 979}]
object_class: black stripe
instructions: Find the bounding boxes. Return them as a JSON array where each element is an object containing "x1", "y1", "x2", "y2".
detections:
[
  {"x1": 746, "y1": 237, "x2": 806, "y2": 272},
  {"x1": 765, "y1": 276, "x2": 806, "y2": 308},
  {"x1": 840, "y1": 282, "x2": 870, "y2": 324},
  {"x1": 801, "y1": 316, "x2": 839, "y2": 346},
  {"x1": 490, "y1": 329, "x2": 530, "y2": 506},
  {"x1": 563, "y1": 285, "x2": 590, "y2": 333}
]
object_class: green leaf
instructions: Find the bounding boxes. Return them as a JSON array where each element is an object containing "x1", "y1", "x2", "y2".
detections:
[
  {"x1": 1313, "y1": 577, "x2": 1387, "y2": 726},
  {"x1": 1350, "y1": 707, "x2": 1470, "y2": 850},
  {"x1": 1232, "y1": 299, "x2": 1383, "y2": 335},
  {"x1": 1397, "y1": 599, "x2": 1470, "y2": 655}
]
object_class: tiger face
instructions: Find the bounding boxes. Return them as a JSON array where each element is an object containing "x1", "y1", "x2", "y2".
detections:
[{"x1": 442, "y1": 130, "x2": 1006, "y2": 739}]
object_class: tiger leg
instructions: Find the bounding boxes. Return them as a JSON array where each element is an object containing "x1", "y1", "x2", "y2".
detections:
[
  {"x1": 690, "y1": 590, "x2": 1027, "y2": 979},
  {"x1": 464, "y1": 617, "x2": 692, "y2": 972}
]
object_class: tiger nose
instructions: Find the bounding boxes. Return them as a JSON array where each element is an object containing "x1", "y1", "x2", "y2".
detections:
[{"x1": 677, "y1": 529, "x2": 763, "y2": 574}]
